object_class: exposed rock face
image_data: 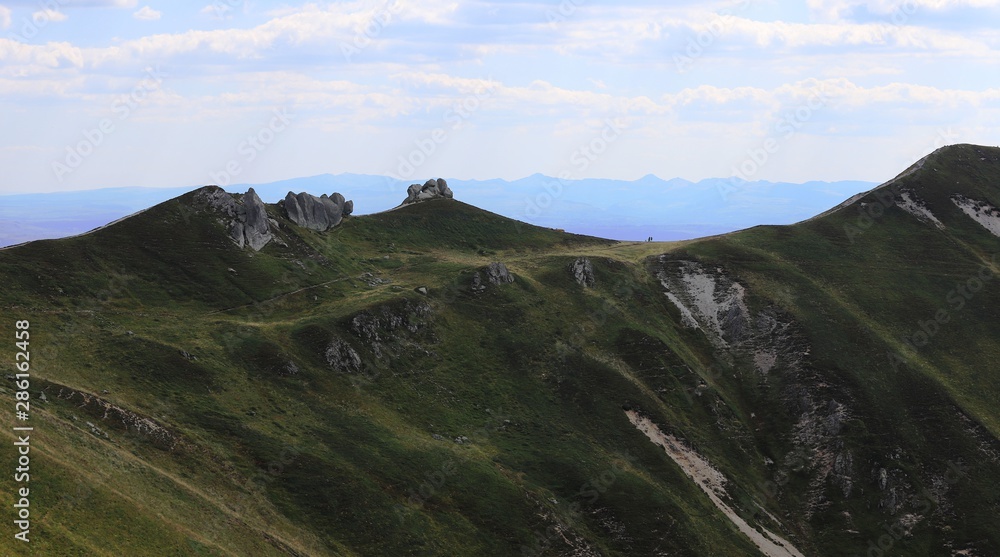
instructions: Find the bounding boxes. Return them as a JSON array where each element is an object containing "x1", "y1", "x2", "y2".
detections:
[
  {"x1": 472, "y1": 262, "x2": 514, "y2": 292},
  {"x1": 237, "y1": 189, "x2": 273, "y2": 251},
  {"x1": 403, "y1": 178, "x2": 453, "y2": 204},
  {"x1": 570, "y1": 257, "x2": 595, "y2": 287},
  {"x1": 655, "y1": 256, "x2": 854, "y2": 520},
  {"x1": 195, "y1": 186, "x2": 273, "y2": 251},
  {"x1": 486, "y1": 262, "x2": 514, "y2": 284},
  {"x1": 325, "y1": 338, "x2": 362, "y2": 374},
  {"x1": 348, "y1": 299, "x2": 434, "y2": 359},
  {"x1": 45, "y1": 379, "x2": 180, "y2": 451},
  {"x1": 283, "y1": 191, "x2": 353, "y2": 231}
]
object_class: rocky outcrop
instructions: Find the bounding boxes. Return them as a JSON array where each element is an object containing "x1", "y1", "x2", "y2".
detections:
[
  {"x1": 656, "y1": 260, "x2": 751, "y2": 347},
  {"x1": 236, "y1": 189, "x2": 273, "y2": 250},
  {"x1": 283, "y1": 191, "x2": 353, "y2": 231},
  {"x1": 349, "y1": 299, "x2": 434, "y2": 359},
  {"x1": 41, "y1": 379, "x2": 180, "y2": 451},
  {"x1": 655, "y1": 257, "x2": 855, "y2": 520},
  {"x1": 472, "y1": 262, "x2": 514, "y2": 293},
  {"x1": 325, "y1": 338, "x2": 362, "y2": 374},
  {"x1": 570, "y1": 257, "x2": 595, "y2": 287},
  {"x1": 195, "y1": 186, "x2": 273, "y2": 251},
  {"x1": 403, "y1": 178, "x2": 453, "y2": 205}
]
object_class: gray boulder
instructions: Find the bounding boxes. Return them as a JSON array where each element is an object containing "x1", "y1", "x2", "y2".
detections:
[
  {"x1": 570, "y1": 257, "x2": 595, "y2": 288},
  {"x1": 237, "y1": 188, "x2": 272, "y2": 251},
  {"x1": 403, "y1": 178, "x2": 453, "y2": 204},
  {"x1": 485, "y1": 262, "x2": 514, "y2": 285},
  {"x1": 325, "y1": 338, "x2": 362, "y2": 374},
  {"x1": 195, "y1": 186, "x2": 273, "y2": 251},
  {"x1": 283, "y1": 191, "x2": 353, "y2": 231},
  {"x1": 472, "y1": 262, "x2": 514, "y2": 292},
  {"x1": 471, "y1": 272, "x2": 485, "y2": 293}
]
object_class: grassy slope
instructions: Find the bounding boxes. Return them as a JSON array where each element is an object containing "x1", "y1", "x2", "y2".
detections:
[{"x1": 0, "y1": 148, "x2": 998, "y2": 556}]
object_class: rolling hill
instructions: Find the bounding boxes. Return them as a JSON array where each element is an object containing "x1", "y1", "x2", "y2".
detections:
[{"x1": 0, "y1": 144, "x2": 998, "y2": 556}]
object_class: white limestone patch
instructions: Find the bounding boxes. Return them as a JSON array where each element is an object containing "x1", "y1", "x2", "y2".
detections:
[
  {"x1": 626, "y1": 410, "x2": 806, "y2": 557},
  {"x1": 952, "y1": 195, "x2": 1000, "y2": 237},
  {"x1": 897, "y1": 191, "x2": 944, "y2": 229},
  {"x1": 663, "y1": 290, "x2": 699, "y2": 329},
  {"x1": 754, "y1": 350, "x2": 777, "y2": 375},
  {"x1": 657, "y1": 260, "x2": 750, "y2": 347}
]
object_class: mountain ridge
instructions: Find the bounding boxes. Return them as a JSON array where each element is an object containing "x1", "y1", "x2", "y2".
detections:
[
  {"x1": 0, "y1": 174, "x2": 876, "y2": 248},
  {"x1": 1, "y1": 144, "x2": 999, "y2": 556}
]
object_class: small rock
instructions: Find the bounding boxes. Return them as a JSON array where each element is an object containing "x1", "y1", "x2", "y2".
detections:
[
  {"x1": 454, "y1": 436, "x2": 470, "y2": 444},
  {"x1": 485, "y1": 262, "x2": 514, "y2": 285},
  {"x1": 416, "y1": 286, "x2": 429, "y2": 295},
  {"x1": 402, "y1": 178, "x2": 454, "y2": 205},
  {"x1": 280, "y1": 360, "x2": 300, "y2": 377},
  {"x1": 471, "y1": 272, "x2": 485, "y2": 293},
  {"x1": 326, "y1": 338, "x2": 363, "y2": 374},
  {"x1": 570, "y1": 257, "x2": 595, "y2": 288},
  {"x1": 37, "y1": 392, "x2": 47, "y2": 402},
  {"x1": 432, "y1": 433, "x2": 445, "y2": 441}
]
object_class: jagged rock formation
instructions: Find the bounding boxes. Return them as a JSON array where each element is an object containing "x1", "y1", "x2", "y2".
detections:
[
  {"x1": 195, "y1": 186, "x2": 273, "y2": 251},
  {"x1": 403, "y1": 178, "x2": 453, "y2": 204},
  {"x1": 570, "y1": 257, "x2": 595, "y2": 287},
  {"x1": 348, "y1": 299, "x2": 434, "y2": 360},
  {"x1": 655, "y1": 257, "x2": 857, "y2": 521},
  {"x1": 43, "y1": 379, "x2": 180, "y2": 451},
  {"x1": 283, "y1": 191, "x2": 353, "y2": 231},
  {"x1": 325, "y1": 337, "x2": 363, "y2": 374},
  {"x1": 472, "y1": 262, "x2": 514, "y2": 292}
]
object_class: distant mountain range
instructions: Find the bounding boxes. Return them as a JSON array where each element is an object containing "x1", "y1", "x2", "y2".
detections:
[
  {"x1": 2, "y1": 145, "x2": 999, "y2": 555},
  {"x1": 0, "y1": 174, "x2": 875, "y2": 247}
]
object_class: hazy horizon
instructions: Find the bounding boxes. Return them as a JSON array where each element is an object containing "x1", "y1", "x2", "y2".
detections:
[{"x1": 2, "y1": 1, "x2": 997, "y2": 195}]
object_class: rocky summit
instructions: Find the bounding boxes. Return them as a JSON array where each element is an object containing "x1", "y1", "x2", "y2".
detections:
[
  {"x1": 195, "y1": 186, "x2": 273, "y2": 251},
  {"x1": 283, "y1": 191, "x2": 354, "y2": 231},
  {"x1": 403, "y1": 178, "x2": 453, "y2": 204},
  {"x1": 4, "y1": 145, "x2": 1000, "y2": 556}
]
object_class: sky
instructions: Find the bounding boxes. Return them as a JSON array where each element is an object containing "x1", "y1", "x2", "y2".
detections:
[{"x1": 0, "y1": 0, "x2": 998, "y2": 195}]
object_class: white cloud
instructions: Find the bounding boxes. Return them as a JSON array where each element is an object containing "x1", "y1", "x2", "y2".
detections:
[
  {"x1": 808, "y1": 0, "x2": 1000, "y2": 21},
  {"x1": 132, "y1": 6, "x2": 160, "y2": 21},
  {"x1": 0, "y1": 38, "x2": 85, "y2": 68},
  {"x1": 0, "y1": 6, "x2": 10, "y2": 30},
  {"x1": 32, "y1": 9, "x2": 68, "y2": 23}
]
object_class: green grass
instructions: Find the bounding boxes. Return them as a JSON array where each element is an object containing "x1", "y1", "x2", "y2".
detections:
[{"x1": 2, "y1": 147, "x2": 1000, "y2": 556}]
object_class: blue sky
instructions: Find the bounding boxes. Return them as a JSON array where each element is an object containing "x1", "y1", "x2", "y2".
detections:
[{"x1": 0, "y1": 0, "x2": 998, "y2": 194}]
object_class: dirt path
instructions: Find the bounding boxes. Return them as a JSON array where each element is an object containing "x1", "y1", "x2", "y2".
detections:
[{"x1": 625, "y1": 410, "x2": 806, "y2": 557}]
